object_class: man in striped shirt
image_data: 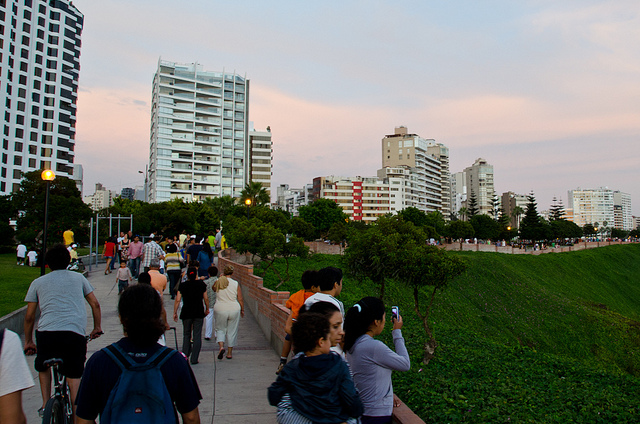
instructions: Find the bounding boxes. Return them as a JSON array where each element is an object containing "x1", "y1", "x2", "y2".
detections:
[{"x1": 142, "y1": 235, "x2": 165, "y2": 273}]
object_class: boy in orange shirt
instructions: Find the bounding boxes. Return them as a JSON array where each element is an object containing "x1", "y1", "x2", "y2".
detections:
[{"x1": 276, "y1": 270, "x2": 318, "y2": 374}]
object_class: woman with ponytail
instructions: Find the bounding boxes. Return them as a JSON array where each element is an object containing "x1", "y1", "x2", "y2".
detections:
[
  {"x1": 213, "y1": 265, "x2": 244, "y2": 359},
  {"x1": 173, "y1": 266, "x2": 209, "y2": 365},
  {"x1": 344, "y1": 297, "x2": 410, "y2": 424}
]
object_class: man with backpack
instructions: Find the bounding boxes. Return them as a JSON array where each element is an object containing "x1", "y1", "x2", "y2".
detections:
[{"x1": 75, "y1": 284, "x2": 202, "y2": 424}]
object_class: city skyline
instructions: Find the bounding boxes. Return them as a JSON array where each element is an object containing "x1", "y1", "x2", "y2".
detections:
[{"x1": 70, "y1": 0, "x2": 639, "y2": 214}]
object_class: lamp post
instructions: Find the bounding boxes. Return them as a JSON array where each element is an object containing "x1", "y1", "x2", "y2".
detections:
[
  {"x1": 41, "y1": 169, "x2": 56, "y2": 276},
  {"x1": 245, "y1": 198, "x2": 252, "y2": 219},
  {"x1": 138, "y1": 164, "x2": 148, "y2": 202}
]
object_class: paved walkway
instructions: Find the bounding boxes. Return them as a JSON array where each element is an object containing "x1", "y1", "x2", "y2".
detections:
[{"x1": 19, "y1": 269, "x2": 279, "y2": 423}]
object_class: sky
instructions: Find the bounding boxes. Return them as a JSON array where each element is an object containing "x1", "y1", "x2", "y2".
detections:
[{"x1": 71, "y1": 0, "x2": 640, "y2": 215}]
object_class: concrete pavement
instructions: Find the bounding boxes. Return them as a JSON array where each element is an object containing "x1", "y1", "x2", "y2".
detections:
[{"x1": 19, "y1": 269, "x2": 279, "y2": 423}]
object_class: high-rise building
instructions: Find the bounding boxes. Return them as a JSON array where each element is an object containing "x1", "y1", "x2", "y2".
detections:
[
  {"x1": 276, "y1": 183, "x2": 312, "y2": 216},
  {"x1": 612, "y1": 191, "x2": 632, "y2": 231},
  {"x1": 120, "y1": 187, "x2": 135, "y2": 201},
  {"x1": 464, "y1": 158, "x2": 494, "y2": 216},
  {"x1": 313, "y1": 175, "x2": 391, "y2": 222},
  {"x1": 248, "y1": 125, "x2": 272, "y2": 198},
  {"x1": 501, "y1": 191, "x2": 528, "y2": 228},
  {"x1": 0, "y1": 0, "x2": 83, "y2": 195},
  {"x1": 568, "y1": 187, "x2": 615, "y2": 228},
  {"x1": 83, "y1": 183, "x2": 115, "y2": 211},
  {"x1": 450, "y1": 171, "x2": 467, "y2": 219},
  {"x1": 148, "y1": 60, "x2": 249, "y2": 202},
  {"x1": 381, "y1": 126, "x2": 446, "y2": 214}
]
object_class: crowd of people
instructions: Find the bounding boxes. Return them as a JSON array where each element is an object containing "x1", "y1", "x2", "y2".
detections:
[{"x1": 4, "y1": 227, "x2": 411, "y2": 424}]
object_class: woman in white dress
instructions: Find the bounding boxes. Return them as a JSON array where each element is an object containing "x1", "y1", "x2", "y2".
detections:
[{"x1": 213, "y1": 265, "x2": 244, "y2": 359}]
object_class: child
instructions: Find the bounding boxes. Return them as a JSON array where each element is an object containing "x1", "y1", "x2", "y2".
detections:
[
  {"x1": 303, "y1": 267, "x2": 346, "y2": 354},
  {"x1": 26, "y1": 248, "x2": 38, "y2": 267},
  {"x1": 268, "y1": 313, "x2": 363, "y2": 424},
  {"x1": 276, "y1": 270, "x2": 318, "y2": 374},
  {"x1": 115, "y1": 260, "x2": 132, "y2": 294},
  {"x1": 203, "y1": 265, "x2": 218, "y2": 340},
  {"x1": 16, "y1": 243, "x2": 27, "y2": 265}
]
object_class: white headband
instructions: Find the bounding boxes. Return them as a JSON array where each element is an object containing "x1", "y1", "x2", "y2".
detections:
[{"x1": 354, "y1": 304, "x2": 362, "y2": 312}]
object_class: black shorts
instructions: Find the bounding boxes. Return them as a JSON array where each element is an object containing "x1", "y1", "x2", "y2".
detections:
[{"x1": 35, "y1": 331, "x2": 87, "y2": 378}]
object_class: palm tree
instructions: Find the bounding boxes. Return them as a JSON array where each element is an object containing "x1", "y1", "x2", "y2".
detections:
[
  {"x1": 511, "y1": 206, "x2": 524, "y2": 229},
  {"x1": 240, "y1": 181, "x2": 270, "y2": 207},
  {"x1": 458, "y1": 207, "x2": 468, "y2": 222}
]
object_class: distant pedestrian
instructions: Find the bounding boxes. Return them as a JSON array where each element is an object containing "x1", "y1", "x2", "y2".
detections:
[
  {"x1": 203, "y1": 266, "x2": 218, "y2": 341},
  {"x1": 115, "y1": 261, "x2": 132, "y2": 294},
  {"x1": 26, "y1": 248, "x2": 38, "y2": 267},
  {"x1": 103, "y1": 237, "x2": 116, "y2": 275},
  {"x1": 127, "y1": 235, "x2": 143, "y2": 278},
  {"x1": 142, "y1": 235, "x2": 165, "y2": 273},
  {"x1": 165, "y1": 243, "x2": 184, "y2": 300},
  {"x1": 196, "y1": 242, "x2": 214, "y2": 277},
  {"x1": 63, "y1": 228, "x2": 74, "y2": 247},
  {"x1": 16, "y1": 243, "x2": 26, "y2": 265}
]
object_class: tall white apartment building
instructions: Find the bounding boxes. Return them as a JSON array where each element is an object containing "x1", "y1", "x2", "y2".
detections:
[
  {"x1": 0, "y1": 0, "x2": 83, "y2": 194},
  {"x1": 501, "y1": 191, "x2": 528, "y2": 228},
  {"x1": 248, "y1": 124, "x2": 272, "y2": 197},
  {"x1": 450, "y1": 171, "x2": 467, "y2": 218},
  {"x1": 568, "y1": 187, "x2": 615, "y2": 228},
  {"x1": 83, "y1": 183, "x2": 115, "y2": 211},
  {"x1": 464, "y1": 158, "x2": 494, "y2": 216},
  {"x1": 613, "y1": 190, "x2": 632, "y2": 231},
  {"x1": 148, "y1": 60, "x2": 249, "y2": 202},
  {"x1": 381, "y1": 126, "x2": 445, "y2": 213}
]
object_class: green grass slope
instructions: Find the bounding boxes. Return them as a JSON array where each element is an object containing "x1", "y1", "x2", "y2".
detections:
[
  {"x1": 259, "y1": 244, "x2": 640, "y2": 422},
  {"x1": 0, "y1": 253, "x2": 43, "y2": 317}
]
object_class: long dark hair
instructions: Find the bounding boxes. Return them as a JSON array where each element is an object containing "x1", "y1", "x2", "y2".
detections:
[
  {"x1": 343, "y1": 296, "x2": 385, "y2": 352},
  {"x1": 202, "y1": 242, "x2": 213, "y2": 259},
  {"x1": 187, "y1": 266, "x2": 198, "y2": 282}
]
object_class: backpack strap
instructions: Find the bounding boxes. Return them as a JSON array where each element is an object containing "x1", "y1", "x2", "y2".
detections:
[{"x1": 103, "y1": 343, "x2": 176, "y2": 371}]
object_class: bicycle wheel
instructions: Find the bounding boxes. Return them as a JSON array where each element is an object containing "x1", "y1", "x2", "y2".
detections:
[{"x1": 42, "y1": 397, "x2": 66, "y2": 424}]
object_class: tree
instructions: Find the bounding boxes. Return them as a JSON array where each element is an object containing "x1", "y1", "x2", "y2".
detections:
[
  {"x1": 397, "y1": 207, "x2": 428, "y2": 227},
  {"x1": 583, "y1": 224, "x2": 596, "y2": 237},
  {"x1": 13, "y1": 171, "x2": 93, "y2": 246},
  {"x1": 326, "y1": 221, "x2": 349, "y2": 246},
  {"x1": 611, "y1": 228, "x2": 629, "y2": 239},
  {"x1": 202, "y1": 195, "x2": 237, "y2": 223},
  {"x1": 445, "y1": 220, "x2": 475, "y2": 248},
  {"x1": 467, "y1": 192, "x2": 479, "y2": 217},
  {"x1": 519, "y1": 192, "x2": 545, "y2": 242},
  {"x1": 458, "y1": 207, "x2": 469, "y2": 222},
  {"x1": 298, "y1": 198, "x2": 348, "y2": 239},
  {"x1": 511, "y1": 206, "x2": 525, "y2": 229},
  {"x1": 397, "y1": 244, "x2": 467, "y2": 364},
  {"x1": 424, "y1": 211, "x2": 446, "y2": 238},
  {"x1": 344, "y1": 216, "x2": 426, "y2": 299},
  {"x1": 497, "y1": 207, "x2": 515, "y2": 241},
  {"x1": 241, "y1": 182, "x2": 270, "y2": 207},
  {"x1": 549, "y1": 197, "x2": 565, "y2": 221},
  {"x1": 289, "y1": 217, "x2": 315, "y2": 241},
  {"x1": 549, "y1": 219, "x2": 582, "y2": 241},
  {"x1": 470, "y1": 214, "x2": 500, "y2": 241},
  {"x1": 0, "y1": 195, "x2": 16, "y2": 245}
]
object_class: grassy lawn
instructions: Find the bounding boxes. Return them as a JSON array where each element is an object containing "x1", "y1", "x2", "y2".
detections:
[
  {"x1": 258, "y1": 245, "x2": 640, "y2": 422},
  {"x1": 0, "y1": 253, "x2": 45, "y2": 317}
]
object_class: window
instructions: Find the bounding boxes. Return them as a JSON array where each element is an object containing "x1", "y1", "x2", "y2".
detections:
[
  {"x1": 34, "y1": 67, "x2": 42, "y2": 77},
  {"x1": 19, "y1": 62, "x2": 27, "y2": 71},
  {"x1": 20, "y1": 48, "x2": 28, "y2": 58},
  {"x1": 21, "y1": 35, "x2": 29, "y2": 46},
  {"x1": 49, "y1": 11, "x2": 60, "y2": 21},
  {"x1": 28, "y1": 158, "x2": 36, "y2": 167},
  {"x1": 14, "y1": 142, "x2": 23, "y2": 152},
  {"x1": 49, "y1": 23, "x2": 58, "y2": 33},
  {"x1": 47, "y1": 47, "x2": 57, "y2": 56},
  {"x1": 23, "y1": 10, "x2": 31, "y2": 20},
  {"x1": 22, "y1": 22, "x2": 30, "y2": 32},
  {"x1": 33, "y1": 80, "x2": 40, "y2": 89},
  {"x1": 18, "y1": 74, "x2": 26, "y2": 85}
]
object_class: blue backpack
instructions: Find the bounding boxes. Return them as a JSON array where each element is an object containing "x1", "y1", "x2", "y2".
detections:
[{"x1": 101, "y1": 343, "x2": 177, "y2": 424}]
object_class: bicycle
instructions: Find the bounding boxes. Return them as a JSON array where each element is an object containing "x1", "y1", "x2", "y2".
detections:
[
  {"x1": 41, "y1": 358, "x2": 72, "y2": 424},
  {"x1": 40, "y1": 333, "x2": 103, "y2": 424}
]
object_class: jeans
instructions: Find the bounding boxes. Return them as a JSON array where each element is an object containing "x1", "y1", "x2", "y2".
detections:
[
  {"x1": 118, "y1": 279, "x2": 128, "y2": 294},
  {"x1": 182, "y1": 318, "x2": 203, "y2": 364},
  {"x1": 167, "y1": 270, "x2": 182, "y2": 299},
  {"x1": 128, "y1": 257, "x2": 141, "y2": 278}
]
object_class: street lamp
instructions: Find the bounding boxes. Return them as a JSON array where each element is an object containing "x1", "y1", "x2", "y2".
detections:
[
  {"x1": 41, "y1": 169, "x2": 56, "y2": 276},
  {"x1": 245, "y1": 198, "x2": 252, "y2": 218},
  {"x1": 138, "y1": 164, "x2": 148, "y2": 202}
]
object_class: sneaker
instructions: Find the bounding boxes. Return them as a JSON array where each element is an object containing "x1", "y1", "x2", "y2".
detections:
[{"x1": 276, "y1": 362, "x2": 285, "y2": 375}]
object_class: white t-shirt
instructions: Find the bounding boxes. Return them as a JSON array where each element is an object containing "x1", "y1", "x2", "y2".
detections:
[
  {"x1": 16, "y1": 244, "x2": 27, "y2": 257},
  {"x1": 27, "y1": 251, "x2": 38, "y2": 263},
  {"x1": 0, "y1": 329, "x2": 35, "y2": 397},
  {"x1": 304, "y1": 293, "x2": 345, "y2": 355}
]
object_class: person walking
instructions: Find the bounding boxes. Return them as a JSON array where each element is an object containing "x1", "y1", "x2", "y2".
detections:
[
  {"x1": 23, "y1": 244, "x2": 102, "y2": 418},
  {"x1": 142, "y1": 235, "x2": 165, "y2": 273},
  {"x1": 213, "y1": 265, "x2": 244, "y2": 360},
  {"x1": 103, "y1": 237, "x2": 117, "y2": 275},
  {"x1": 127, "y1": 235, "x2": 143, "y2": 279},
  {"x1": 203, "y1": 266, "x2": 218, "y2": 341},
  {"x1": 173, "y1": 267, "x2": 209, "y2": 365},
  {"x1": 196, "y1": 242, "x2": 214, "y2": 278},
  {"x1": 165, "y1": 243, "x2": 184, "y2": 299},
  {"x1": 344, "y1": 297, "x2": 410, "y2": 424},
  {"x1": 16, "y1": 242, "x2": 27, "y2": 265},
  {"x1": 63, "y1": 228, "x2": 74, "y2": 247}
]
